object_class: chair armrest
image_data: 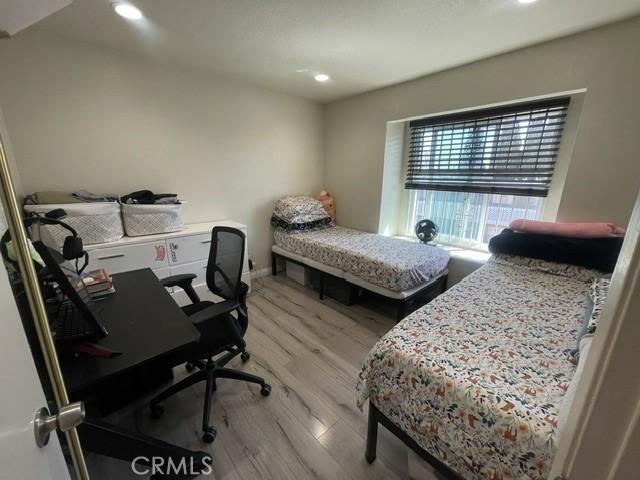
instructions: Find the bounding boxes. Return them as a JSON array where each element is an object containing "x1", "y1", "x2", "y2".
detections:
[
  {"x1": 160, "y1": 273, "x2": 201, "y2": 304},
  {"x1": 189, "y1": 300, "x2": 246, "y2": 351},
  {"x1": 160, "y1": 273, "x2": 197, "y2": 289},
  {"x1": 188, "y1": 300, "x2": 239, "y2": 325}
]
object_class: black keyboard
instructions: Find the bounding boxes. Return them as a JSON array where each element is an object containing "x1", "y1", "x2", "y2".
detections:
[{"x1": 52, "y1": 303, "x2": 95, "y2": 342}]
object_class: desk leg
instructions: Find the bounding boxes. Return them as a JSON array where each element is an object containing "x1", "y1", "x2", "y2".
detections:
[{"x1": 79, "y1": 418, "x2": 212, "y2": 479}]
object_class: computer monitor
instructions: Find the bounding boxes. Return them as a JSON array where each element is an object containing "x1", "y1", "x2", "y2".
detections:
[{"x1": 33, "y1": 240, "x2": 108, "y2": 343}]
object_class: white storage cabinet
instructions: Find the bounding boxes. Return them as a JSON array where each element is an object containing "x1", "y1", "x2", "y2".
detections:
[{"x1": 84, "y1": 221, "x2": 250, "y2": 305}]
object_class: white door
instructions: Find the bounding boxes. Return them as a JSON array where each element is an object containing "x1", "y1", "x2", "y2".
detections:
[
  {"x1": 0, "y1": 258, "x2": 71, "y2": 479},
  {"x1": 0, "y1": 109, "x2": 73, "y2": 479}
]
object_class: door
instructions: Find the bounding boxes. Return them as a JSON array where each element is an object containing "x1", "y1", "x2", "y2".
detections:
[
  {"x1": 0, "y1": 257, "x2": 71, "y2": 480},
  {"x1": 0, "y1": 111, "x2": 86, "y2": 478}
]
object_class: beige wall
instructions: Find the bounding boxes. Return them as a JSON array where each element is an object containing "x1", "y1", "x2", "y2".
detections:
[
  {"x1": 0, "y1": 32, "x2": 324, "y2": 271},
  {"x1": 2, "y1": 17, "x2": 640, "y2": 272},
  {"x1": 324, "y1": 16, "x2": 640, "y2": 234}
]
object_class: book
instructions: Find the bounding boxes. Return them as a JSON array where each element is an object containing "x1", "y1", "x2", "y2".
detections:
[
  {"x1": 82, "y1": 268, "x2": 113, "y2": 294},
  {"x1": 90, "y1": 286, "x2": 116, "y2": 300}
]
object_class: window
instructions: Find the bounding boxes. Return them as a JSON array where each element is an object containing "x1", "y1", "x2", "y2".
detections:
[
  {"x1": 404, "y1": 98, "x2": 569, "y2": 249},
  {"x1": 405, "y1": 190, "x2": 544, "y2": 249}
]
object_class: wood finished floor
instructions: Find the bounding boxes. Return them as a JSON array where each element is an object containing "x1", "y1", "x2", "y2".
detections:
[{"x1": 87, "y1": 275, "x2": 440, "y2": 480}]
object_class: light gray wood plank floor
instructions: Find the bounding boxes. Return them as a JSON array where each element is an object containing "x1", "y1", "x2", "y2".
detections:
[{"x1": 85, "y1": 275, "x2": 440, "y2": 479}]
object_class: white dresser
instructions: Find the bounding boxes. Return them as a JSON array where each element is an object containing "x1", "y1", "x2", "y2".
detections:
[{"x1": 84, "y1": 220, "x2": 250, "y2": 303}]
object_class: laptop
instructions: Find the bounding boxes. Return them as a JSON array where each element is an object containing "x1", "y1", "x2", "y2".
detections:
[{"x1": 33, "y1": 240, "x2": 109, "y2": 345}]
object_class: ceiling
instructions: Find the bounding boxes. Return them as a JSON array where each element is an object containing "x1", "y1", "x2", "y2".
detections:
[{"x1": 29, "y1": 0, "x2": 640, "y2": 102}]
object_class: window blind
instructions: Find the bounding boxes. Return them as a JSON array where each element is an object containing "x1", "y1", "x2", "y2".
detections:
[{"x1": 405, "y1": 98, "x2": 570, "y2": 197}]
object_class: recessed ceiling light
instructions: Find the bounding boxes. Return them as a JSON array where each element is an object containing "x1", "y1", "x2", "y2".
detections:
[
  {"x1": 112, "y1": 3, "x2": 143, "y2": 20},
  {"x1": 314, "y1": 73, "x2": 330, "y2": 82},
  {"x1": 518, "y1": 0, "x2": 538, "y2": 4}
]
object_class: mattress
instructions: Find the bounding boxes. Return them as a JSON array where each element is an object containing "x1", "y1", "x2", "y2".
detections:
[
  {"x1": 357, "y1": 255, "x2": 601, "y2": 480},
  {"x1": 273, "y1": 226, "x2": 450, "y2": 291}
]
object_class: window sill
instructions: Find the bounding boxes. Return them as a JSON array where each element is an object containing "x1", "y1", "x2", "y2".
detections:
[
  {"x1": 392, "y1": 235, "x2": 491, "y2": 265},
  {"x1": 436, "y1": 244, "x2": 491, "y2": 265}
]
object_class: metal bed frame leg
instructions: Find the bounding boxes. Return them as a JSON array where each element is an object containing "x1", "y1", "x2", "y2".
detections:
[
  {"x1": 364, "y1": 399, "x2": 463, "y2": 480},
  {"x1": 271, "y1": 252, "x2": 278, "y2": 276},
  {"x1": 366, "y1": 402, "x2": 379, "y2": 463}
]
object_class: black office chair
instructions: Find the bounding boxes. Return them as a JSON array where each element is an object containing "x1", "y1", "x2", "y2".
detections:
[{"x1": 149, "y1": 226, "x2": 270, "y2": 443}]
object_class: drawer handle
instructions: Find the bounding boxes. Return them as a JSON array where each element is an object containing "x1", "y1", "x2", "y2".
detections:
[
  {"x1": 97, "y1": 254, "x2": 125, "y2": 260},
  {"x1": 200, "y1": 240, "x2": 211, "y2": 244}
]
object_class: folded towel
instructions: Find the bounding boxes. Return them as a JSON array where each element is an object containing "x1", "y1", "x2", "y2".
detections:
[
  {"x1": 509, "y1": 219, "x2": 625, "y2": 238},
  {"x1": 72, "y1": 190, "x2": 119, "y2": 203},
  {"x1": 24, "y1": 191, "x2": 83, "y2": 205},
  {"x1": 154, "y1": 196, "x2": 180, "y2": 205}
]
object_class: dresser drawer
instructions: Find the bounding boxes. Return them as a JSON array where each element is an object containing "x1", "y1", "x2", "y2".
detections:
[
  {"x1": 87, "y1": 241, "x2": 169, "y2": 274},
  {"x1": 168, "y1": 230, "x2": 249, "y2": 272},
  {"x1": 152, "y1": 266, "x2": 171, "y2": 281},
  {"x1": 170, "y1": 259, "x2": 208, "y2": 289},
  {"x1": 167, "y1": 234, "x2": 211, "y2": 265}
]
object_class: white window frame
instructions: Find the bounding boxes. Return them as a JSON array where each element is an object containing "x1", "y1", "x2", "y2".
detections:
[{"x1": 403, "y1": 189, "x2": 545, "y2": 251}]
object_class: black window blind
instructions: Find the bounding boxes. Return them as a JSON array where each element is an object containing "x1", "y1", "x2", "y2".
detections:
[{"x1": 405, "y1": 98, "x2": 570, "y2": 197}]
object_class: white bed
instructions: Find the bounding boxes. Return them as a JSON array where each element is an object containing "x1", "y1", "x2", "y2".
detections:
[{"x1": 271, "y1": 226, "x2": 450, "y2": 317}]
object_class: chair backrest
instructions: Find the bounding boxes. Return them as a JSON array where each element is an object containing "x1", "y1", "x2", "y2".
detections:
[{"x1": 206, "y1": 226, "x2": 246, "y2": 302}]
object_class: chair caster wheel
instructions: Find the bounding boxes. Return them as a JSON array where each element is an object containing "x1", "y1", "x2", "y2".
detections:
[
  {"x1": 185, "y1": 362, "x2": 195, "y2": 372},
  {"x1": 150, "y1": 405, "x2": 164, "y2": 420},
  {"x1": 260, "y1": 384, "x2": 271, "y2": 396},
  {"x1": 241, "y1": 352, "x2": 251, "y2": 362},
  {"x1": 202, "y1": 427, "x2": 217, "y2": 443}
]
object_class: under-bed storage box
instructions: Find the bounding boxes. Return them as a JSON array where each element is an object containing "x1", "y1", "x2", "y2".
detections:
[
  {"x1": 121, "y1": 203, "x2": 184, "y2": 236},
  {"x1": 308, "y1": 269, "x2": 360, "y2": 305},
  {"x1": 24, "y1": 202, "x2": 124, "y2": 245}
]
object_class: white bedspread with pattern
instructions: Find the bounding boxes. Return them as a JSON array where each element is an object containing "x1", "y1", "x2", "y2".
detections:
[
  {"x1": 273, "y1": 226, "x2": 450, "y2": 291},
  {"x1": 357, "y1": 255, "x2": 600, "y2": 480}
]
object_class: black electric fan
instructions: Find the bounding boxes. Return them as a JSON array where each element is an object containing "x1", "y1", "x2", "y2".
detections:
[{"x1": 415, "y1": 219, "x2": 438, "y2": 244}]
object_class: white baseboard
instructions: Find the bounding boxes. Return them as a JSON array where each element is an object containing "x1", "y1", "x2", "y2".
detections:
[{"x1": 250, "y1": 267, "x2": 271, "y2": 279}]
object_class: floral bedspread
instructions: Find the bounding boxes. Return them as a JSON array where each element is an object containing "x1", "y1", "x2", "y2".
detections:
[
  {"x1": 273, "y1": 226, "x2": 450, "y2": 291},
  {"x1": 357, "y1": 255, "x2": 599, "y2": 480}
]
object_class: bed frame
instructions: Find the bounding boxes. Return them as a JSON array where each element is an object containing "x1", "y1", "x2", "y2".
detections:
[
  {"x1": 366, "y1": 401, "x2": 464, "y2": 480},
  {"x1": 271, "y1": 250, "x2": 447, "y2": 320}
]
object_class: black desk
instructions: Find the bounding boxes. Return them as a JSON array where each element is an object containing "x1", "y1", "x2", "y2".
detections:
[
  {"x1": 59, "y1": 269, "x2": 211, "y2": 478},
  {"x1": 62, "y1": 268, "x2": 199, "y2": 396}
]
